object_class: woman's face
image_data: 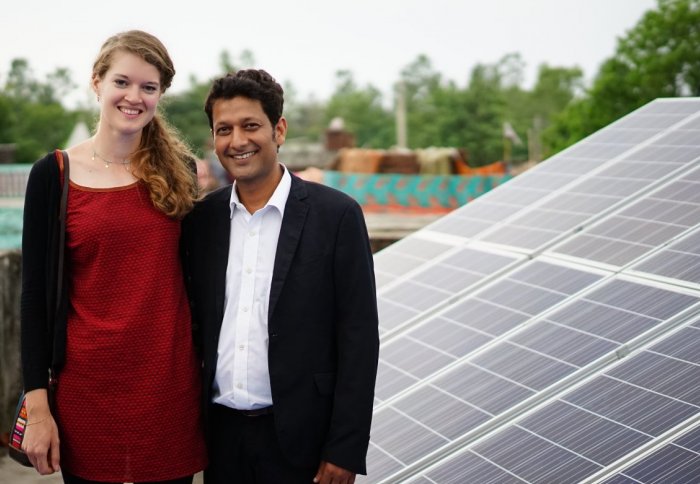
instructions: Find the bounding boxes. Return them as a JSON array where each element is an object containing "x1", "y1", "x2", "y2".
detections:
[{"x1": 93, "y1": 51, "x2": 162, "y2": 136}]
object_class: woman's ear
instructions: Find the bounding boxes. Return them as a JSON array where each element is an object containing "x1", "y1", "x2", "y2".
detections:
[{"x1": 91, "y1": 74, "x2": 101, "y2": 101}]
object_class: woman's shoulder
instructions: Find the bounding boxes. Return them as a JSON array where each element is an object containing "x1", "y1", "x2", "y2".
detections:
[
  {"x1": 25, "y1": 151, "x2": 62, "y2": 194},
  {"x1": 30, "y1": 151, "x2": 60, "y2": 174}
]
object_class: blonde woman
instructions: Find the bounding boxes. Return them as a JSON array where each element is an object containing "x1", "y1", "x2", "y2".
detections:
[{"x1": 20, "y1": 30, "x2": 207, "y2": 483}]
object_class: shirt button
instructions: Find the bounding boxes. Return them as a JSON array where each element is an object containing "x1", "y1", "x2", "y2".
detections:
[
  {"x1": 237, "y1": 383, "x2": 243, "y2": 389},
  {"x1": 246, "y1": 267, "x2": 252, "y2": 274},
  {"x1": 249, "y1": 231, "x2": 256, "y2": 236},
  {"x1": 242, "y1": 306, "x2": 249, "y2": 312},
  {"x1": 239, "y1": 344, "x2": 245, "y2": 351}
]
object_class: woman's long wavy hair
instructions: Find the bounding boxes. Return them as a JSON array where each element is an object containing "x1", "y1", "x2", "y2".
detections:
[{"x1": 92, "y1": 30, "x2": 197, "y2": 218}]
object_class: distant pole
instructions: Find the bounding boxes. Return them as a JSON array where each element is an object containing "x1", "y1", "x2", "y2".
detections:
[
  {"x1": 503, "y1": 137, "x2": 512, "y2": 163},
  {"x1": 396, "y1": 81, "x2": 407, "y2": 149}
]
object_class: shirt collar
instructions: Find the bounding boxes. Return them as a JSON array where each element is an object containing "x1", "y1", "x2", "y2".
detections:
[{"x1": 229, "y1": 164, "x2": 291, "y2": 218}]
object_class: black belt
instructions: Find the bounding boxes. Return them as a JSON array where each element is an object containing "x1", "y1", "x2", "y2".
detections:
[{"x1": 218, "y1": 404, "x2": 274, "y2": 417}]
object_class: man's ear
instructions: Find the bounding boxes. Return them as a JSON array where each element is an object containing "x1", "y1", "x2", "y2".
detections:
[{"x1": 274, "y1": 116, "x2": 288, "y2": 147}]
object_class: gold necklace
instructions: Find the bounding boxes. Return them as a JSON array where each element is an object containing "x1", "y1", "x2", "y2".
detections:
[{"x1": 92, "y1": 146, "x2": 131, "y2": 169}]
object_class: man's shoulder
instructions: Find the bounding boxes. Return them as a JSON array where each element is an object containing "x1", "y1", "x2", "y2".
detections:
[
  {"x1": 202, "y1": 184, "x2": 232, "y2": 203},
  {"x1": 194, "y1": 184, "x2": 232, "y2": 211}
]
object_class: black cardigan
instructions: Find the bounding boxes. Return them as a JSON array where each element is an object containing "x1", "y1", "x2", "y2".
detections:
[{"x1": 21, "y1": 152, "x2": 68, "y2": 392}]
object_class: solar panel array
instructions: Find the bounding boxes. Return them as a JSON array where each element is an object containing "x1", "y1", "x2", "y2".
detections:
[{"x1": 364, "y1": 98, "x2": 700, "y2": 483}]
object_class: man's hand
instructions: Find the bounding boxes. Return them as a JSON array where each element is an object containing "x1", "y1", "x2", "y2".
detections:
[{"x1": 313, "y1": 460, "x2": 356, "y2": 484}]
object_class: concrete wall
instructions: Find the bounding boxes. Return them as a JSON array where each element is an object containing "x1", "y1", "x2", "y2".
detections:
[{"x1": 0, "y1": 250, "x2": 22, "y2": 437}]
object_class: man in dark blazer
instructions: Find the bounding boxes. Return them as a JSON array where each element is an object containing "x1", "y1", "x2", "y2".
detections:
[{"x1": 183, "y1": 69, "x2": 379, "y2": 484}]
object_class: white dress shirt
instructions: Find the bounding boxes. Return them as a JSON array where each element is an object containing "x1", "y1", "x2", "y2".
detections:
[{"x1": 213, "y1": 165, "x2": 291, "y2": 410}]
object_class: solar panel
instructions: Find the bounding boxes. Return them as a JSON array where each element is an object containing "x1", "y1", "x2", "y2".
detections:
[
  {"x1": 376, "y1": 246, "x2": 522, "y2": 336},
  {"x1": 408, "y1": 315, "x2": 700, "y2": 484},
  {"x1": 365, "y1": 277, "x2": 700, "y2": 482},
  {"x1": 480, "y1": 119, "x2": 700, "y2": 253},
  {"x1": 631, "y1": 223, "x2": 700, "y2": 287},
  {"x1": 426, "y1": 100, "x2": 700, "y2": 247},
  {"x1": 551, "y1": 163, "x2": 700, "y2": 268},
  {"x1": 363, "y1": 98, "x2": 700, "y2": 484},
  {"x1": 374, "y1": 234, "x2": 456, "y2": 288},
  {"x1": 601, "y1": 422, "x2": 700, "y2": 483},
  {"x1": 374, "y1": 260, "x2": 602, "y2": 404}
]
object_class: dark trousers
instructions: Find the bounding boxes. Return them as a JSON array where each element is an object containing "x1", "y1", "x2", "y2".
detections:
[
  {"x1": 62, "y1": 472, "x2": 193, "y2": 484},
  {"x1": 205, "y1": 403, "x2": 317, "y2": 484}
]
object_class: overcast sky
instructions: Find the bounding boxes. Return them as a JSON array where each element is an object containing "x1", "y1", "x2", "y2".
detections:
[{"x1": 1, "y1": 0, "x2": 657, "y2": 107}]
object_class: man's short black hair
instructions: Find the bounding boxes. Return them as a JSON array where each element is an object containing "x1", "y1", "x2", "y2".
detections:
[{"x1": 204, "y1": 69, "x2": 284, "y2": 128}]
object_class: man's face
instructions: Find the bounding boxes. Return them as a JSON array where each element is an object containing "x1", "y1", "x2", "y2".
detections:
[{"x1": 212, "y1": 96, "x2": 286, "y2": 186}]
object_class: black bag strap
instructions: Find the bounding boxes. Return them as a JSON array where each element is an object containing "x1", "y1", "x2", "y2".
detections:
[
  {"x1": 49, "y1": 150, "x2": 69, "y2": 384},
  {"x1": 56, "y1": 150, "x2": 69, "y2": 317}
]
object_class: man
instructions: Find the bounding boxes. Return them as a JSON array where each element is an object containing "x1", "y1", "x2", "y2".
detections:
[{"x1": 183, "y1": 70, "x2": 379, "y2": 484}]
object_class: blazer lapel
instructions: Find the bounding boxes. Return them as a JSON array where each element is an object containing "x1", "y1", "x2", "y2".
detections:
[{"x1": 269, "y1": 176, "x2": 308, "y2": 322}]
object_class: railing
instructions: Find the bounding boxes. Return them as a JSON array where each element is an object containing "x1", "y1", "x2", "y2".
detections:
[{"x1": 0, "y1": 164, "x2": 31, "y2": 198}]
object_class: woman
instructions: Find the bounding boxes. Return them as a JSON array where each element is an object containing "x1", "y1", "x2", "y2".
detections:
[{"x1": 20, "y1": 30, "x2": 207, "y2": 483}]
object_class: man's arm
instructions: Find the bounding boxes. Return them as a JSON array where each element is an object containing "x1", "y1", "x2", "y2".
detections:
[{"x1": 322, "y1": 200, "x2": 379, "y2": 475}]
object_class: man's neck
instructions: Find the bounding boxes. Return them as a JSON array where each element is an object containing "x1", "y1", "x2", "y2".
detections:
[{"x1": 235, "y1": 165, "x2": 284, "y2": 214}]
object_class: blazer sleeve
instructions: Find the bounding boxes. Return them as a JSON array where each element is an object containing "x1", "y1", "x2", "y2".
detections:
[
  {"x1": 21, "y1": 156, "x2": 55, "y2": 391},
  {"x1": 322, "y1": 200, "x2": 379, "y2": 474}
]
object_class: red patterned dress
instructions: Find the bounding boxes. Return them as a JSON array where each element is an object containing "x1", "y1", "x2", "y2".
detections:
[{"x1": 55, "y1": 180, "x2": 207, "y2": 481}]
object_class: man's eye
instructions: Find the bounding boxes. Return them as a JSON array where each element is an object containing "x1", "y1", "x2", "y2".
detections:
[{"x1": 216, "y1": 127, "x2": 231, "y2": 135}]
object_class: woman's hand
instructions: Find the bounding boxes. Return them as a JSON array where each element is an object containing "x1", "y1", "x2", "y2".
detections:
[{"x1": 22, "y1": 389, "x2": 60, "y2": 474}]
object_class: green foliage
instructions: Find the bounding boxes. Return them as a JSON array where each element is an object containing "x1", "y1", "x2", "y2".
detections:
[
  {"x1": 545, "y1": 0, "x2": 700, "y2": 154},
  {"x1": 0, "y1": 40, "x2": 608, "y2": 167},
  {"x1": 324, "y1": 70, "x2": 395, "y2": 148},
  {"x1": 0, "y1": 59, "x2": 76, "y2": 163},
  {"x1": 284, "y1": 80, "x2": 326, "y2": 142},
  {"x1": 161, "y1": 78, "x2": 212, "y2": 157}
]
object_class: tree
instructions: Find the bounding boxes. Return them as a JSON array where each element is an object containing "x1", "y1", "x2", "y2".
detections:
[
  {"x1": 284, "y1": 80, "x2": 326, "y2": 142},
  {"x1": 324, "y1": 70, "x2": 394, "y2": 148},
  {"x1": 545, "y1": 0, "x2": 700, "y2": 154},
  {"x1": 460, "y1": 63, "x2": 506, "y2": 164},
  {"x1": 0, "y1": 58, "x2": 77, "y2": 163}
]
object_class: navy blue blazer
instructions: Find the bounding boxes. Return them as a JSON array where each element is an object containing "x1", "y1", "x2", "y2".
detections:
[{"x1": 182, "y1": 173, "x2": 379, "y2": 474}]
